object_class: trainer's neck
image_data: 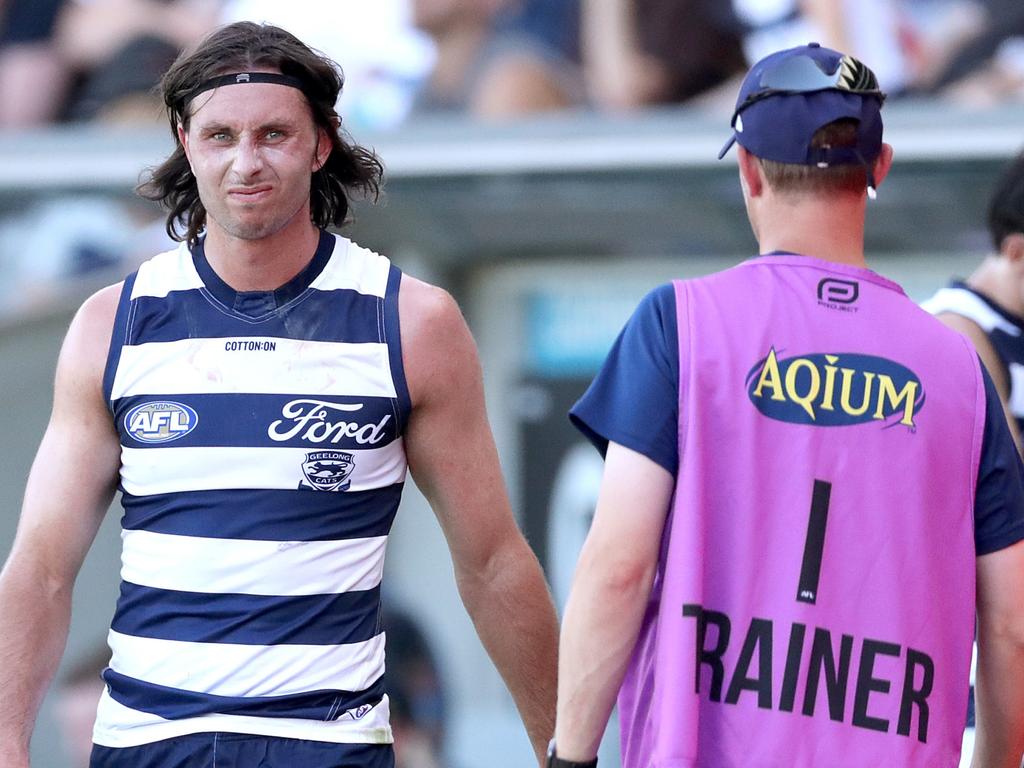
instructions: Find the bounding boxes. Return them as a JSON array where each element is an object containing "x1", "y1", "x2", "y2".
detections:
[
  {"x1": 756, "y1": 195, "x2": 868, "y2": 268},
  {"x1": 203, "y1": 217, "x2": 322, "y2": 292}
]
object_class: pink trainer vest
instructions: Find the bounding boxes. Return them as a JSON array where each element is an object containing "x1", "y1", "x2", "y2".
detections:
[{"x1": 620, "y1": 255, "x2": 983, "y2": 768}]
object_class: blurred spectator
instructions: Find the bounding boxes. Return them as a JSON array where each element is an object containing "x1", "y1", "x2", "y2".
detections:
[
  {"x1": 0, "y1": 0, "x2": 70, "y2": 127},
  {"x1": 734, "y1": 0, "x2": 910, "y2": 93},
  {"x1": 0, "y1": 194, "x2": 172, "y2": 311},
  {"x1": 498, "y1": 0, "x2": 580, "y2": 64},
  {"x1": 382, "y1": 608, "x2": 449, "y2": 768},
  {"x1": 53, "y1": 0, "x2": 220, "y2": 124},
  {"x1": 220, "y1": 0, "x2": 435, "y2": 131},
  {"x1": 921, "y1": 0, "x2": 1024, "y2": 104},
  {"x1": 411, "y1": 0, "x2": 583, "y2": 119},
  {"x1": 581, "y1": 0, "x2": 746, "y2": 110},
  {"x1": 899, "y1": 0, "x2": 984, "y2": 85},
  {"x1": 54, "y1": 646, "x2": 110, "y2": 768}
]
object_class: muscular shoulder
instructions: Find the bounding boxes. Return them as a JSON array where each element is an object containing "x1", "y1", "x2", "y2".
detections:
[
  {"x1": 398, "y1": 275, "x2": 481, "y2": 408},
  {"x1": 70, "y1": 282, "x2": 121, "y2": 351},
  {"x1": 75, "y1": 282, "x2": 121, "y2": 333},
  {"x1": 935, "y1": 310, "x2": 1007, "y2": 383},
  {"x1": 935, "y1": 310, "x2": 992, "y2": 346},
  {"x1": 398, "y1": 275, "x2": 462, "y2": 333},
  {"x1": 58, "y1": 282, "x2": 124, "y2": 399}
]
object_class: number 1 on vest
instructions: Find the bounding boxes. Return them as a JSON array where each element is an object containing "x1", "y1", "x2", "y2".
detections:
[{"x1": 797, "y1": 479, "x2": 833, "y2": 604}]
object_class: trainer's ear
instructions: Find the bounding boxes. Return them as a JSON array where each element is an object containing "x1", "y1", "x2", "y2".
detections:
[
  {"x1": 737, "y1": 146, "x2": 764, "y2": 198},
  {"x1": 872, "y1": 142, "x2": 894, "y2": 190}
]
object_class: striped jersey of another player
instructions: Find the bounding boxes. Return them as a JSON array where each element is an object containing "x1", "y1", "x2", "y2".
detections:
[
  {"x1": 95, "y1": 230, "x2": 410, "y2": 747},
  {"x1": 924, "y1": 281, "x2": 1024, "y2": 433}
]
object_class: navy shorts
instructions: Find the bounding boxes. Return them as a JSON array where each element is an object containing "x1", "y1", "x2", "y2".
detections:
[{"x1": 90, "y1": 733, "x2": 395, "y2": 768}]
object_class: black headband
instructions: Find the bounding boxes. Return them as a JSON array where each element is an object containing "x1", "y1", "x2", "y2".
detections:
[{"x1": 186, "y1": 72, "x2": 305, "y2": 104}]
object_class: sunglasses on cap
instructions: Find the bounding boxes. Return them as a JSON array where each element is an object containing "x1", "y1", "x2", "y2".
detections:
[{"x1": 731, "y1": 50, "x2": 886, "y2": 126}]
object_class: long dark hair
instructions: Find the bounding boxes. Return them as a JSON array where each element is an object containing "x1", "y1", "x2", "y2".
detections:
[{"x1": 138, "y1": 22, "x2": 384, "y2": 244}]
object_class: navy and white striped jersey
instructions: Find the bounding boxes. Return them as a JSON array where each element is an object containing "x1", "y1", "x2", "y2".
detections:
[
  {"x1": 95, "y1": 229, "x2": 410, "y2": 747},
  {"x1": 924, "y1": 280, "x2": 1024, "y2": 435}
]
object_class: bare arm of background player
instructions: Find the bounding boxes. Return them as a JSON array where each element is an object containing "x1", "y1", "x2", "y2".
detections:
[
  {"x1": 399, "y1": 276, "x2": 560, "y2": 765},
  {"x1": 972, "y1": 539, "x2": 1024, "y2": 768},
  {"x1": 799, "y1": 0, "x2": 853, "y2": 55},
  {"x1": 937, "y1": 311, "x2": 1023, "y2": 454},
  {"x1": 581, "y1": 0, "x2": 668, "y2": 110},
  {"x1": 553, "y1": 441, "x2": 674, "y2": 761},
  {"x1": 0, "y1": 284, "x2": 122, "y2": 766}
]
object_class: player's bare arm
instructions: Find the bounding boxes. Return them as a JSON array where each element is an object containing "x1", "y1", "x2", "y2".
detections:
[
  {"x1": 554, "y1": 441, "x2": 674, "y2": 762},
  {"x1": 399, "y1": 275, "x2": 559, "y2": 764},
  {"x1": 936, "y1": 311, "x2": 1023, "y2": 452},
  {"x1": 0, "y1": 284, "x2": 123, "y2": 764},
  {"x1": 972, "y1": 539, "x2": 1024, "y2": 768}
]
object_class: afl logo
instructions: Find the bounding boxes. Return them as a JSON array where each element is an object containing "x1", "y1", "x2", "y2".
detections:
[{"x1": 125, "y1": 401, "x2": 199, "y2": 443}]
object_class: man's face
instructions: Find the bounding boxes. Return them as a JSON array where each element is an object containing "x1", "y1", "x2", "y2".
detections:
[{"x1": 179, "y1": 77, "x2": 330, "y2": 242}]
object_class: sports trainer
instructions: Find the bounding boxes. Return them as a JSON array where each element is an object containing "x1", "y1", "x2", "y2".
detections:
[
  {"x1": 549, "y1": 44, "x2": 1024, "y2": 768},
  {"x1": 924, "y1": 152, "x2": 1024, "y2": 454},
  {"x1": 0, "y1": 22, "x2": 558, "y2": 768}
]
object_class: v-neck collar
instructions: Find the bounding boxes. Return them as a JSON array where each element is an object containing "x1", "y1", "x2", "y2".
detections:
[{"x1": 190, "y1": 229, "x2": 335, "y2": 318}]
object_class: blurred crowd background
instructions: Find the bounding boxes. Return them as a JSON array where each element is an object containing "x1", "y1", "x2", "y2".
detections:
[
  {"x1": 3, "y1": 0, "x2": 1024, "y2": 131},
  {"x1": 0, "y1": 0, "x2": 1023, "y2": 311},
  {"x1": 0, "y1": 2, "x2": 1021, "y2": 768}
]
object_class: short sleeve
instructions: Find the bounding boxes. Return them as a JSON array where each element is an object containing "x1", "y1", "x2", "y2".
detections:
[
  {"x1": 974, "y1": 363, "x2": 1024, "y2": 555},
  {"x1": 569, "y1": 283, "x2": 679, "y2": 474}
]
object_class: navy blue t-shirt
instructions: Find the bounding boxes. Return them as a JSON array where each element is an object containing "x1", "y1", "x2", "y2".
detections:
[{"x1": 570, "y1": 283, "x2": 1024, "y2": 555}]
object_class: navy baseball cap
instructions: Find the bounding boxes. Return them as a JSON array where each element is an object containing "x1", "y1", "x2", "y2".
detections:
[{"x1": 718, "y1": 43, "x2": 886, "y2": 172}]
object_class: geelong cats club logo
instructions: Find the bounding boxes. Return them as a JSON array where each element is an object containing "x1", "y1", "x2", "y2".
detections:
[{"x1": 301, "y1": 451, "x2": 356, "y2": 491}]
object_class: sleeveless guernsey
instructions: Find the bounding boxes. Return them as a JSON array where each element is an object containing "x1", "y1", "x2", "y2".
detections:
[
  {"x1": 578, "y1": 255, "x2": 988, "y2": 768},
  {"x1": 94, "y1": 230, "x2": 410, "y2": 748},
  {"x1": 923, "y1": 280, "x2": 1024, "y2": 435}
]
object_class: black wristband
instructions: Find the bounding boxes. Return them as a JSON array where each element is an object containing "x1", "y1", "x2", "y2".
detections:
[{"x1": 546, "y1": 739, "x2": 598, "y2": 768}]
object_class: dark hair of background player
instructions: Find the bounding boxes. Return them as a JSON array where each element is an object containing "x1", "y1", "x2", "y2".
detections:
[
  {"x1": 138, "y1": 21, "x2": 384, "y2": 245},
  {"x1": 987, "y1": 151, "x2": 1024, "y2": 252}
]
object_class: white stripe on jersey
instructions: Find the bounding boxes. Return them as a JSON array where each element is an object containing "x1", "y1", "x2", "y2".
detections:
[
  {"x1": 923, "y1": 287, "x2": 1022, "y2": 336},
  {"x1": 121, "y1": 530, "x2": 387, "y2": 596},
  {"x1": 1010, "y1": 363, "x2": 1024, "y2": 418},
  {"x1": 314, "y1": 238, "x2": 391, "y2": 298},
  {"x1": 130, "y1": 244, "x2": 204, "y2": 300},
  {"x1": 108, "y1": 628, "x2": 386, "y2": 698},
  {"x1": 111, "y1": 338, "x2": 398, "y2": 400},
  {"x1": 130, "y1": 236, "x2": 392, "y2": 302},
  {"x1": 92, "y1": 691, "x2": 393, "y2": 748},
  {"x1": 120, "y1": 440, "x2": 407, "y2": 496}
]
